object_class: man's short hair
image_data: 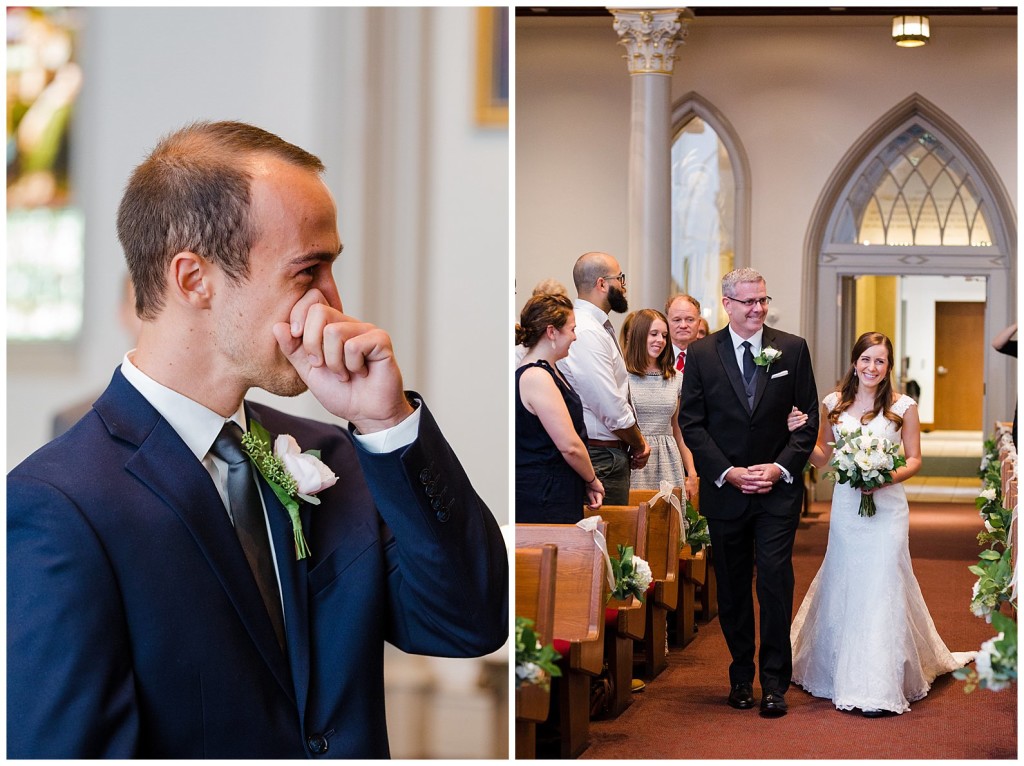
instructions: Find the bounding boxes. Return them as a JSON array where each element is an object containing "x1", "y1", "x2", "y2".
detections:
[
  {"x1": 572, "y1": 252, "x2": 612, "y2": 292},
  {"x1": 721, "y1": 267, "x2": 765, "y2": 298},
  {"x1": 664, "y1": 293, "x2": 701, "y2": 315},
  {"x1": 117, "y1": 121, "x2": 325, "y2": 319}
]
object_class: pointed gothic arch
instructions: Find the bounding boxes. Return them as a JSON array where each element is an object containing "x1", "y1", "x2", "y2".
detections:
[
  {"x1": 803, "y1": 93, "x2": 1016, "y2": 429},
  {"x1": 669, "y1": 92, "x2": 751, "y2": 320}
]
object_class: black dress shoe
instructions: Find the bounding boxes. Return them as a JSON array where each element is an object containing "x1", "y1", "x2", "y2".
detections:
[
  {"x1": 759, "y1": 690, "x2": 788, "y2": 717},
  {"x1": 727, "y1": 683, "x2": 755, "y2": 709}
]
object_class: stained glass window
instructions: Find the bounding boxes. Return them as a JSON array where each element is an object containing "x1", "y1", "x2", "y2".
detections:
[
  {"x1": 831, "y1": 124, "x2": 992, "y2": 247},
  {"x1": 7, "y1": 7, "x2": 84, "y2": 341},
  {"x1": 671, "y1": 116, "x2": 735, "y2": 326}
]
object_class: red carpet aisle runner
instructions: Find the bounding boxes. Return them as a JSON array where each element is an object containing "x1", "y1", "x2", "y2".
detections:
[{"x1": 582, "y1": 501, "x2": 1017, "y2": 760}]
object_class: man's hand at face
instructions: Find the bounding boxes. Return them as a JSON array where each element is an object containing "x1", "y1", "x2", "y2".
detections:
[{"x1": 273, "y1": 289, "x2": 415, "y2": 433}]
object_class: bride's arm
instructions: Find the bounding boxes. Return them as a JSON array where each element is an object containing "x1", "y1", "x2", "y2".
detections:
[
  {"x1": 893, "y1": 404, "x2": 923, "y2": 483},
  {"x1": 807, "y1": 404, "x2": 833, "y2": 469}
]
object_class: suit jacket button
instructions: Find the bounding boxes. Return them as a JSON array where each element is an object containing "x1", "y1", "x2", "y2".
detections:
[
  {"x1": 419, "y1": 468, "x2": 432, "y2": 484},
  {"x1": 307, "y1": 734, "x2": 329, "y2": 754},
  {"x1": 436, "y1": 508, "x2": 451, "y2": 523}
]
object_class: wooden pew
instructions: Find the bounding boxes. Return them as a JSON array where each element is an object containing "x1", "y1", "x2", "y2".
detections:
[
  {"x1": 583, "y1": 503, "x2": 648, "y2": 718},
  {"x1": 516, "y1": 523, "x2": 608, "y2": 759},
  {"x1": 628, "y1": 487, "x2": 682, "y2": 678},
  {"x1": 515, "y1": 545, "x2": 557, "y2": 760}
]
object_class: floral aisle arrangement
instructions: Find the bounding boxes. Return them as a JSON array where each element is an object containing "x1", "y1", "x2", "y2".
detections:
[
  {"x1": 514, "y1": 616, "x2": 561, "y2": 691},
  {"x1": 957, "y1": 428, "x2": 1017, "y2": 693},
  {"x1": 955, "y1": 611, "x2": 1017, "y2": 692},
  {"x1": 609, "y1": 544, "x2": 653, "y2": 603},
  {"x1": 684, "y1": 497, "x2": 711, "y2": 553},
  {"x1": 826, "y1": 426, "x2": 907, "y2": 517},
  {"x1": 650, "y1": 481, "x2": 710, "y2": 554}
]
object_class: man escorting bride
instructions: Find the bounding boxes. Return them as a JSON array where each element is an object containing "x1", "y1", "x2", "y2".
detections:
[
  {"x1": 680, "y1": 268, "x2": 819, "y2": 718},
  {"x1": 680, "y1": 267, "x2": 970, "y2": 721}
]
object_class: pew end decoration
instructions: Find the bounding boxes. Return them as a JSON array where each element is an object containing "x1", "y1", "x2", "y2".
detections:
[
  {"x1": 515, "y1": 616, "x2": 562, "y2": 691},
  {"x1": 609, "y1": 544, "x2": 653, "y2": 603},
  {"x1": 684, "y1": 497, "x2": 711, "y2": 553}
]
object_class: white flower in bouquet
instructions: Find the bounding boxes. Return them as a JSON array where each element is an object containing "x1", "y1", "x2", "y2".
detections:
[
  {"x1": 979, "y1": 487, "x2": 997, "y2": 503},
  {"x1": 827, "y1": 426, "x2": 906, "y2": 518}
]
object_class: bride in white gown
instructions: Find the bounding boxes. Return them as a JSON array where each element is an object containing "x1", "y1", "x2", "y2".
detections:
[{"x1": 788, "y1": 332, "x2": 973, "y2": 717}]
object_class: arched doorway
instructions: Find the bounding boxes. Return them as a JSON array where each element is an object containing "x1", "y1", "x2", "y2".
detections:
[{"x1": 804, "y1": 94, "x2": 1016, "y2": 433}]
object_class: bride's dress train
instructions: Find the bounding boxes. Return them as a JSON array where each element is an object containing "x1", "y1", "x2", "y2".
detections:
[{"x1": 791, "y1": 393, "x2": 973, "y2": 714}]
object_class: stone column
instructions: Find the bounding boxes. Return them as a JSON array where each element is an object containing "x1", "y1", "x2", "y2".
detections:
[{"x1": 610, "y1": 8, "x2": 690, "y2": 312}]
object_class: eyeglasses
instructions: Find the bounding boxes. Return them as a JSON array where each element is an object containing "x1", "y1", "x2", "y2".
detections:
[
  {"x1": 602, "y1": 273, "x2": 626, "y2": 287},
  {"x1": 725, "y1": 295, "x2": 772, "y2": 308}
]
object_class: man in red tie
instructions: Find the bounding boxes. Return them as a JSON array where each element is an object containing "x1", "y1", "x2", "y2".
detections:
[{"x1": 666, "y1": 293, "x2": 702, "y2": 373}]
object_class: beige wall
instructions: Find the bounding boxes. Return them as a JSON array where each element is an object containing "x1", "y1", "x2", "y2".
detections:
[{"x1": 516, "y1": 14, "x2": 1016, "y2": 340}]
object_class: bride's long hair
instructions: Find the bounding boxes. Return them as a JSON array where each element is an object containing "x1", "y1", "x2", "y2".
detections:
[{"x1": 830, "y1": 331, "x2": 903, "y2": 429}]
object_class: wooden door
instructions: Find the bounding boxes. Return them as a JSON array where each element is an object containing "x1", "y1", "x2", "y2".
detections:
[{"x1": 933, "y1": 301, "x2": 984, "y2": 430}]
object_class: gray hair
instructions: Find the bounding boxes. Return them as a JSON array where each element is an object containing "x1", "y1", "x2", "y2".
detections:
[
  {"x1": 532, "y1": 278, "x2": 568, "y2": 297},
  {"x1": 722, "y1": 267, "x2": 765, "y2": 298}
]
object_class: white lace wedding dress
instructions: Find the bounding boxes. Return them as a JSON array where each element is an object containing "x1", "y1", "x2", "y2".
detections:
[{"x1": 791, "y1": 392, "x2": 973, "y2": 714}]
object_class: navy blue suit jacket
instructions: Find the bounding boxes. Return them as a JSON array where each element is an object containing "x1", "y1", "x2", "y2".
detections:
[{"x1": 7, "y1": 369, "x2": 508, "y2": 758}]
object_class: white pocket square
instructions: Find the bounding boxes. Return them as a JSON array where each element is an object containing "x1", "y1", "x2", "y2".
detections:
[{"x1": 771, "y1": 370, "x2": 789, "y2": 379}]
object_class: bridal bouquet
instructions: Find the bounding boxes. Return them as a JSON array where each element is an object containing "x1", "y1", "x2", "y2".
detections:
[{"x1": 827, "y1": 426, "x2": 906, "y2": 517}]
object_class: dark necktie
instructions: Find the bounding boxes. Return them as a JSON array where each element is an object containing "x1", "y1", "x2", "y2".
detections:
[
  {"x1": 741, "y1": 341, "x2": 756, "y2": 384},
  {"x1": 211, "y1": 422, "x2": 286, "y2": 650}
]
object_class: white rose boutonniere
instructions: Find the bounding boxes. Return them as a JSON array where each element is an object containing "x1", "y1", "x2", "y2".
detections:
[
  {"x1": 242, "y1": 420, "x2": 338, "y2": 560},
  {"x1": 753, "y1": 345, "x2": 782, "y2": 374}
]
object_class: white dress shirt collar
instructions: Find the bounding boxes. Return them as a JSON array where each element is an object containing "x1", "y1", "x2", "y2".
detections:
[
  {"x1": 728, "y1": 326, "x2": 764, "y2": 354},
  {"x1": 121, "y1": 351, "x2": 245, "y2": 462},
  {"x1": 573, "y1": 297, "x2": 610, "y2": 325}
]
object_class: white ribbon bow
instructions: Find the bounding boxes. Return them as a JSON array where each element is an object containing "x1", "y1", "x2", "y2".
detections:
[
  {"x1": 1009, "y1": 501, "x2": 1018, "y2": 604},
  {"x1": 652, "y1": 480, "x2": 687, "y2": 543},
  {"x1": 576, "y1": 515, "x2": 615, "y2": 592}
]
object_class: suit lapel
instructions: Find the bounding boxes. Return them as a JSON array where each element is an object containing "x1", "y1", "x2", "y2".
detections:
[
  {"x1": 716, "y1": 331, "x2": 752, "y2": 414},
  {"x1": 750, "y1": 327, "x2": 777, "y2": 414},
  {"x1": 97, "y1": 371, "x2": 295, "y2": 701},
  {"x1": 255, "y1": 414, "x2": 312, "y2": 721}
]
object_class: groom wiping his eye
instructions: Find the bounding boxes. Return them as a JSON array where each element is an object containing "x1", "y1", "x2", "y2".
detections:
[{"x1": 7, "y1": 121, "x2": 508, "y2": 758}]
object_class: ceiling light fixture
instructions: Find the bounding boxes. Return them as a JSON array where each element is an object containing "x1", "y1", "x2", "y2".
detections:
[{"x1": 892, "y1": 14, "x2": 930, "y2": 47}]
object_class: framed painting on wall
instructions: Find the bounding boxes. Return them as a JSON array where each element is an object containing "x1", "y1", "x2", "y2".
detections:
[{"x1": 475, "y1": 7, "x2": 508, "y2": 126}]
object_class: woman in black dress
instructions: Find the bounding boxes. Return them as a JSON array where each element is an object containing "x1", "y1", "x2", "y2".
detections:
[{"x1": 516, "y1": 293, "x2": 604, "y2": 522}]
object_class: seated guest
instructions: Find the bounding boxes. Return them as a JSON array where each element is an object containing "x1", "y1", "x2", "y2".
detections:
[
  {"x1": 516, "y1": 293, "x2": 604, "y2": 522},
  {"x1": 623, "y1": 308, "x2": 695, "y2": 496}
]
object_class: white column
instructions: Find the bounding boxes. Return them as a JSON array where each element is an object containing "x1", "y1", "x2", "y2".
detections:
[{"x1": 610, "y1": 8, "x2": 690, "y2": 312}]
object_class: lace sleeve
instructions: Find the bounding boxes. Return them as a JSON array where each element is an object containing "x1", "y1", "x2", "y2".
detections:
[
  {"x1": 823, "y1": 391, "x2": 841, "y2": 413},
  {"x1": 891, "y1": 394, "x2": 917, "y2": 418}
]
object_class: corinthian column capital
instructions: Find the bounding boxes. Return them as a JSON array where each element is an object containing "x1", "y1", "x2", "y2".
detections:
[{"x1": 610, "y1": 8, "x2": 690, "y2": 75}]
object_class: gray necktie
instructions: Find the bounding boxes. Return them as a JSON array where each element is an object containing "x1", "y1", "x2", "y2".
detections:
[{"x1": 211, "y1": 422, "x2": 286, "y2": 650}]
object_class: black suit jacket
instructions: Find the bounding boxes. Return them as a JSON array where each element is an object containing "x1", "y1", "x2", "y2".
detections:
[
  {"x1": 7, "y1": 368, "x2": 508, "y2": 758},
  {"x1": 679, "y1": 325, "x2": 819, "y2": 520}
]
